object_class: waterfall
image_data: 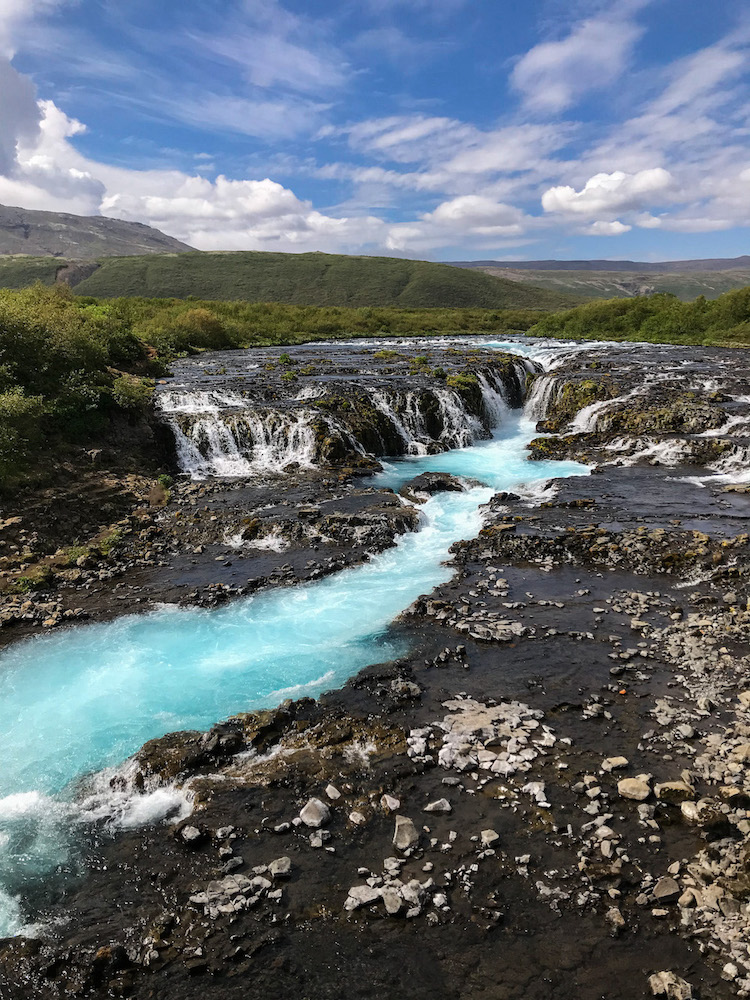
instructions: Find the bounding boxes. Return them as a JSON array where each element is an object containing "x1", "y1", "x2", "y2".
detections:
[
  {"x1": 164, "y1": 408, "x2": 319, "y2": 478},
  {"x1": 524, "y1": 375, "x2": 558, "y2": 421},
  {"x1": 476, "y1": 372, "x2": 511, "y2": 428},
  {"x1": 568, "y1": 387, "x2": 643, "y2": 434},
  {"x1": 160, "y1": 363, "x2": 530, "y2": 478},
  {"x1": 434, "y1": 389, "x2": 483, "y2": 448},
  {"x1": 371, "y1": 390, "x2": 430, "y2": 456}
]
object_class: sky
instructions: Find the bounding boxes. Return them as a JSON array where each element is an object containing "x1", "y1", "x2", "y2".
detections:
[{"x1": 1, "y1": 0, "x2": 749, "y2": 262}]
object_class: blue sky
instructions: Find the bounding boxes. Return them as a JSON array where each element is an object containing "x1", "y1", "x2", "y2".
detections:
[{"x1": 1, "y1": 0, "x2": 749, "y2": 260}]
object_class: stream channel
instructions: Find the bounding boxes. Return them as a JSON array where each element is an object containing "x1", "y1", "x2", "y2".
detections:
[{"x1": 0, "y1": 339, "x2": 590, "y2": 937}]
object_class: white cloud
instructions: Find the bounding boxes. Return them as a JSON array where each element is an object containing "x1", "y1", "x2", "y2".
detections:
[
  {"x1": 333, "y1": 115, "x2": 476, "y2": 164},
  {"x1": 0, "y1": 0, "x2": 69, "y2": 56},
  {"x1": 542, "y1": 168, "x2": 673, "y2": 216},
  {"x1": 168, "y1": 95, "x2": 327, "y2": 140},
  {"x1": 0, "y1": 59, "x2": 41, "y2": 176},
  {"x1": 511, "y1": 10, "x2": 644, "y2": 112},
  {"x1": 198, "y1": 29, "x2": 346, "y2": 95},
  {"x1": 581, "y1": 220, "x2": 631, "y2": 236},
  {"x1": 441, "y1": 124, "x2": 571, "y2": 175},
  {"x1": 426, "y1": 195, "x2": 525, "y2": 233}
]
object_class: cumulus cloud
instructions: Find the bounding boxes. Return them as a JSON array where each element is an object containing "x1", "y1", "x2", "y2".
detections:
[
  {"x1": 581, "y1": 220, "x2": 631, "y2": 236},
  {"x1": 542, "y1": 168, "x2": 674, "y2": 216},
  {"x1": 0, "y1": 59, "x2": 41, "y2": 176},
  {"x1": 511, "y1": 10, "x2": 644, "y2": 112},
  {"x1": 0, "y1": 0, "x2": 69, "y2": 56},
  {"x1": 425, "y1": 195, "x2": 525, "y2": 234},
  {"x1": 0, "y1": 100, "x2": 388, "y2": 252}
]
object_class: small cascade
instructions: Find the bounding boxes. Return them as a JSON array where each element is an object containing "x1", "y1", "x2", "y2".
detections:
[
  {"x1": 476, "y1": 372, "x2": 511, "y2": 428},
  {"x1": 158, "y1": 389, "x2": 248, "y2": 414},
  {"x1": 167, "y1": 409, "x2": 319, "y2": 478},
  {"x1": 604, "y1": 437, "x2": 692, "y2": 465},
  {"x1": 434, "y1": 389, "x2": 483, "y2": 448},
  {"x1": 568, "y1": 388, "x2": 643, "y2": 434},
  {"x1": 371, "y1": 390, "x2": 430, "y2": 456},
  {"x1": 524, "y1": 375, "x2": 559, "y2": 422},
  {"x1": 705, "y1": 443, "x2": 750, "y2": 483}
]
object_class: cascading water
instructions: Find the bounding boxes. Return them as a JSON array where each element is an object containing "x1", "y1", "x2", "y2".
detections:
[
  {"x1": 568, "y1": 387, "x2": 645, "y2": 434},
  {"x1": 371, "y1": 389, "x2": 430, "y2": 456},
  {"x1": 163, "y1": 400, "x2": 321, "y2": 478},
  {"x1": 524, "y1": 375, "x2": 559, "y2": 422},
  {"x1": 0, "y1": 342, "x2": 589, "y2": 937}
]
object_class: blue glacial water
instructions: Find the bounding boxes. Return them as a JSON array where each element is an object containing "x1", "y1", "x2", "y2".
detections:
[{"x1": 0, "y1": 350, "x2": 588, "y2": 936}]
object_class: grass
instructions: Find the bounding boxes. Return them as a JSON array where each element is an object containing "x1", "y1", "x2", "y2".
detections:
[
  {"x1": 0, "y1": 256, "x2": 64, "y2": 289},
  {"x1": 0, "y1": 251, "x2": 578, "y2": 311}
]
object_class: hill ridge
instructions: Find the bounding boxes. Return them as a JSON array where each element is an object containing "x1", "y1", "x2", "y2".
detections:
[
  {"x1": 448, "y1": 256, "x2": 750, "y2": 274},
  {"x1": 0, "y1": 203, "x2": 194, "y2": 258},
  {"x1": 0, "y1": 250, "x2": 576, "y2": 310}
]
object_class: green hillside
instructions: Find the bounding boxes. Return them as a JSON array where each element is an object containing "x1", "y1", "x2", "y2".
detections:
[
  {"x1": 0, "y1": 256, "x2": 64, "y2": 288},
  {"x1": 60, "y1": 251, "x2": 576, "y2": 310}
]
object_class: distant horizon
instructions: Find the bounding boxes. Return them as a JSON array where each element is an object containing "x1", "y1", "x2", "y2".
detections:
[{"x1": 4, "y1": 191, "x2": 750, "y2": 269}]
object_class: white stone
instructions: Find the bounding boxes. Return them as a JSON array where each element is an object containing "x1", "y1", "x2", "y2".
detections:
[
  {"x1": 423, "y1": 798, "x2": 452, "y2": 814},
  {"x1": 300, "y1": 798, "x2": 331, "y2": 828},
  {"x1": 344, "y1": 886, "x2": 381, "y2": 911},
  {"x1": 393, "y1": 816, "x2": 420, "y2": 851}
]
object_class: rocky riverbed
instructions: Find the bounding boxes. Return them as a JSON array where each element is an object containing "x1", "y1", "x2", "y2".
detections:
[{"x1": 2, "y1": 337, "x2": 750, "y2": 999}]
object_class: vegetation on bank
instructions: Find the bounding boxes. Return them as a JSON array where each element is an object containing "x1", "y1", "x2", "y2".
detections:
[
  {"x1": 529, "y1": 289, "x2": 750, "y2": 346},
  {"x1": 0, "y1": 284, "x2": 545, "y2": 485},
  {"x1": 4, "y1": 280, "x2": 750, "y2": 487},
  {"x1": 0, "y1": 251, "x2": 577, "y2": 310}
]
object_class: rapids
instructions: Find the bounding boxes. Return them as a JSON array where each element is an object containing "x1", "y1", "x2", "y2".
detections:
[{"x1": 0, "y1": 339, "x2": 588, "y2": 937}]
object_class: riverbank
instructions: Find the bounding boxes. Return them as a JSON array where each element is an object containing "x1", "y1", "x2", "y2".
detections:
[{"x1": 1, "y1": 337, "x2": 750, "y2": 999}]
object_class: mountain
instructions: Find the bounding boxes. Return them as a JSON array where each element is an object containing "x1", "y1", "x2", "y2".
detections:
[
  {"x1": 0, "y1": 204, "x2": 194, "y2": 258},
  {"x1": 447, "y1": 256, "x2": 750, "y2": 302},
  {"x1": 0, "y1": 250, "x2": 578, "y2": 310},
  {"x1": 448, "y1": 256, "x2": 750, "y2": 273}
]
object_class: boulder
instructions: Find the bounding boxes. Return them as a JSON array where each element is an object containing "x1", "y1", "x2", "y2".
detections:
[
  {"x1": 344, "y1": 886, "x2": 381, "y2": 911},
  {"x1": 654, "y1": 781, "x2": 694, "y2": 803},
  {"x1": 268, "y1": 857, "x2": 292, "y2": 879},
  {"x1": 393, "y1": 815, "x2": 420, "y2": 851},
  {"x1": 423, "y1": 798, "x2": 452, "y2": 814},
  {"x1": 399, "y1": 472, "x2": 469, "y2": 503},
  {"x1": 653, "y1": 877, "x2": 680, "y2": 904},
  {"x1": 299, "y1": 798, "x2": 331, "y2": 828},
  {"x1": 618, "y1": 777, "x2": 651, "y2": 801}
]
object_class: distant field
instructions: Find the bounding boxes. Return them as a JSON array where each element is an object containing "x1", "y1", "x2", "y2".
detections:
[
  {"x1": 0, "y1": 251, "x2": 578, "y2": 311},
  {"x1": 469, "y1": 266, "x2": 750, "y2": 302}
]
